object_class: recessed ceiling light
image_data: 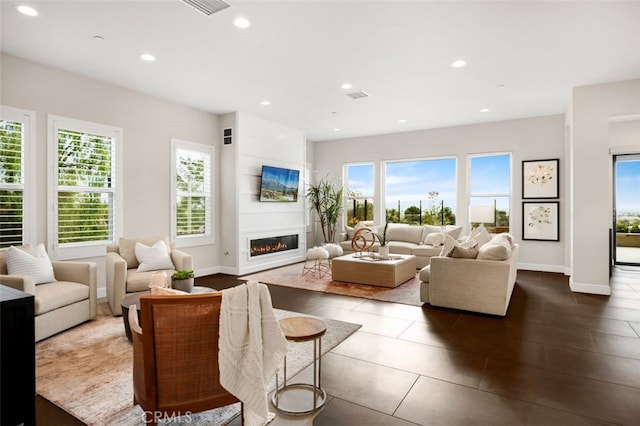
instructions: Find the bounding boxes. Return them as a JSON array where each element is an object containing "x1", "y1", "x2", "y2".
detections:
[
  {"x1": 140, "y1": 53, "x2": 156, "y2": 62},
  {"x1": 480, "y1": 108, "x2": 490, "y2": 113},
  {"x1": 498, "y1": 84, "x2": 505, "y2": 89},
  {"x1": 333, "y1": 128, "x2": 341, "y2": 132},
  {"x1": 398, "y1": 119, "x2": 407, "y2": 123},
  {"x1": 341, "y1": 83, "x2": 352, "y2": 90},
  {"x1": 234, "y1": 17, "x2": 250, "y2": 28},
  {"x1": 93, "y1": 35, "x2": 104, "y2": 41},
  {"x1": 260, "y1": 100, "x2": 271, "y2": 106},
  {"x1": 17, "y1": 5, "x2": 38, "y2": 16},
  {"x1": 451, "y1": 60, "x2": 467, "y2": 68}
]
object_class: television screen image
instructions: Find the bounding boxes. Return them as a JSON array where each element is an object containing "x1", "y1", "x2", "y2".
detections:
[{"x1": 259, "y1": 165, "x2": 300, "y2": 202}]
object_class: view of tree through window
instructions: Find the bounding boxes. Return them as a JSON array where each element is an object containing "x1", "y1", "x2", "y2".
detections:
[
  {"x1": 469, "y1": 153, "x2": 511, "y2": 231},
  {"x1": 345, "y1": 163, "x2": 374, "y2": 226},
  {"x1": 385, "y1": 158, "x2": 457, "y2": 225},
  {"x1": 0, "y1": 119, "x2": 24, "y2": 247},
  {"x1": 175, "y1": 149, "x2": 209, "y2": 236},
  {"x1": 171, "y1": 139, "x2": 213, "y2": 246},
  {"x1": 56, "y1": 129, "x2": 114, "y2": 244}
]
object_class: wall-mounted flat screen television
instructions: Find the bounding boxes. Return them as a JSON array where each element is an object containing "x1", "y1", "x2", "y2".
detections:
[{"x1": 259, "y1": 165, "x2": 300, "y2": 202}]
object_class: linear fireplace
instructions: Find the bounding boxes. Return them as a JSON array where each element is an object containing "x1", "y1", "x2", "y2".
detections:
[{"x1": 250, "y1": 234, "x2": 299, "y2": 257}]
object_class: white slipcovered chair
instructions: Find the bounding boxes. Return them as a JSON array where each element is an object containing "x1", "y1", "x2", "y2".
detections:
[
  {"x1": 0, "y1": 244, "x2": 97, "y2": 341},
  {"x1": 106, "y1": 237, "x2": 192, "y2": 316}
]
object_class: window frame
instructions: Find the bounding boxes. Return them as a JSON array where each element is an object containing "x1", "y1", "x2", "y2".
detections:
[
  {"x1": 344, "y1": 162, "x2": 376, "y2": 226},
  {"x1": 467, "y1": 152, "x2": 512, "y2": 232},
  {"x1": 0, "y1": 105, "x2": 36, "y2": 247},
  {"x1": 171, "y1": 138, "x2": 215, "y2": 248},
  {"x1": 47, "y1": 115, "x2": 122, "y2": 259},
  {"x1": 383, "y1": 156, "x2": 458, "y2": 225}
]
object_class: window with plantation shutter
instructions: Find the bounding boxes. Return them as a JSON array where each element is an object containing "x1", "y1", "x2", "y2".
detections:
[
  {"x1": 48, "y1": 115, "x2": 122, "y2": 259},
  {"x1": 171, "y1": 139, "x2": 214, "y2": 247},
  {"x1": 0, "y1": 106, "x2": 35, "y2": 248}
]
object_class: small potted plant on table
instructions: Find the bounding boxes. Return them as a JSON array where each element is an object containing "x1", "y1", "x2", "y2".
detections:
[
  {"x1": 376, "y1": 223, "x2": 390, "y2": 259},
  {"x1": 172, "y1": 270, "x2": 195, "y2": 293}
]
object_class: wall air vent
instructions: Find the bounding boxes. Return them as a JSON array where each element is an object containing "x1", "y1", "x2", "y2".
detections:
[
  {"x1": 182, "y1": 0, "x2": 230, "y2": 16},
  {"x1": 345, "y1": 91, "x2": 370, "y2": 100}
]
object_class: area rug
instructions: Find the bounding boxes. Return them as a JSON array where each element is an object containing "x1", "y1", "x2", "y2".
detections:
[
  {"x1": 35, "y1": 303, "x2": 361, "y2": 425},
  {"x1": 240, "y1": 262, "x2": 422, "y2": 306}
]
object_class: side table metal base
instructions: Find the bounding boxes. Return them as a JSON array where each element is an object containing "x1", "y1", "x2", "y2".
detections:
[
  {"x1": 271, "y1": 383, "x2": 327, "y2": 415},
  {"x1": 272, "y1": 317, "x2": 327, "y2": 415}
]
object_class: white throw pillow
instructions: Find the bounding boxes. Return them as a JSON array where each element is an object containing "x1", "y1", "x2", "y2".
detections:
[
  {"x1": 477, "y1": 233, "x2": 513, "y2": 261},
  {"x1": 440, "y1": 235, "x2": 478, "y2": 257},
  {"x1": 6, "y1": 244, "x2": 56, "y2": 285},
  {"x1": 135, "y1": 240, "x2": 175, "y2": 272},
  {"x1": 424, "y1": 232, "x2": 446, "y2": 247},
  {"x1": 473, "y1": 228, "x2": 492, "y2": 248}
]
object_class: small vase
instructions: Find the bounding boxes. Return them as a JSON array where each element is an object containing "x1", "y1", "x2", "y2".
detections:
[
  {"x1": 378, "y1": 245, "x2": 390, "y2": 259},
  {"x1": 172, "y1": 278, "x2": 194, "y2": 293}
]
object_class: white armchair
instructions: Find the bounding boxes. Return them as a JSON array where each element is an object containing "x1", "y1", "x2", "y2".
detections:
[
  {"x1": 0, "y1": 245, "x2": 97, "y2": 341},
  {"x1": 106, "y1": 237, "x2": 193, "y2": 316}
]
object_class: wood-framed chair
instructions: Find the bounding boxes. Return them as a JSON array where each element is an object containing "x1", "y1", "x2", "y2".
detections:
[{"x1": 128, "y1": 293, "x2": 242, "y2": 425}]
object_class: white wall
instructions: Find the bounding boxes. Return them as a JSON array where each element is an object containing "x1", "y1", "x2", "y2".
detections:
[
  {"x1": 312, "y1": 114, "x2": 567, "y2": 272},
  {"x1": 570, "y1": 78, "x2": 640, "y2": 294},
  {"x1": 1, "y1": 54, "x2": 221, "y2": 292},
  {"x1": 234, "y1": 112, "x2": 307, "y2": 275}
]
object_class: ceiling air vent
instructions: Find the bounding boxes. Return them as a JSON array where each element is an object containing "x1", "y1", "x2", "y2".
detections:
[
  {"x1": 182, "y1": 0, "x2": 230, "y2": 16},
  {"x1": 345, "y1": 91, "x2": 370, "y2": 100}
]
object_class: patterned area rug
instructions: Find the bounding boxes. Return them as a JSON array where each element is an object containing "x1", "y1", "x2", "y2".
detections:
[
  {"x1": 240, "y1": 261, "x2": 422, "y2": 306},
  {"x1": 36, "y1": 303, "x2": 361, "y2": 425}
]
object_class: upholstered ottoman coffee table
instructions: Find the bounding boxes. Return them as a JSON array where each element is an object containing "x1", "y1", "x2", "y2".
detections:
[{"x1": 331, "y1": 253, "x2": 417, "y2": 287}]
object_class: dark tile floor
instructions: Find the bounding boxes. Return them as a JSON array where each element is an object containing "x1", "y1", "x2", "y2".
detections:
[{"x1": 37, "y1": 267, "x2": 640, "y2": 425}]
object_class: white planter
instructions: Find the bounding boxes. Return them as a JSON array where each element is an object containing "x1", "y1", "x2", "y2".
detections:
[
  {"x1": 172, "y1": 278, "x2": 194, "y2": 293},
  {"x1": 378, "y1": 245, "x2": 390, "y2": 259}
]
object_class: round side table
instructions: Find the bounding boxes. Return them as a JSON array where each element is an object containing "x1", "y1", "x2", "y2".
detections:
[
  {"x1": 120, "y1": 286, "x2": 216, "y2": 342},
  {"x1": 272, "y1": 317, "x2": 327, "y2": 415}
]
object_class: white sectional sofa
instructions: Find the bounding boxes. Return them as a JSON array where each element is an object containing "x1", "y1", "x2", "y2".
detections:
[
  {"x1": 338, "y1": 223, "x2": 463, "y2": 269},
  {"x1": 419, "y1": 233, "x2": 519, "y2": 316}
]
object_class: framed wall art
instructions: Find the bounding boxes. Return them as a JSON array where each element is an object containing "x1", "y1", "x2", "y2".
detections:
[
  {"x1": 522, "y1": 201, "x2": 559, "y2": 241},
  {"x1": 522, "y1": 158, "x2": 559, "y2": 199}
]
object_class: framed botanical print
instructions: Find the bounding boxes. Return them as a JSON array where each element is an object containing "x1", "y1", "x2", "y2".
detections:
[
  {"x1": 522, "y1": 159, "x2": 559, "y2": 199},
  {"x1": 522, "y1": 201, "x2": 559, "y2": 241}
]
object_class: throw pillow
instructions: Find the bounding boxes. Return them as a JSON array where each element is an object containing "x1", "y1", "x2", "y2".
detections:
[
  {"x1": 440, "y1": 235, "x2": 478, "y2": 256},
  {"x1": 424, "y1": 232, "x2": 446, "y2": 247},
  {"x1": 477, "y1": 233, "x2": 513, "y2": 261},
  {"x1": 6, "y1": 244, "x2": 56, "y2": 285},
  {"x1": 473, "y1": 228, "x2": 492, "y2": 248},
  {"x1": 447, "y1": 246, "x2": 479, "y2": 259},
  {"x1": 136, "y1": 240, "x2": 175, "y2": 272}
]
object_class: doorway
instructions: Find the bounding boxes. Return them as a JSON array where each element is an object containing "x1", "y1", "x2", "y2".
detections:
[{"x1": 613, "y1": 154, "x2": 640, "y2": 265}]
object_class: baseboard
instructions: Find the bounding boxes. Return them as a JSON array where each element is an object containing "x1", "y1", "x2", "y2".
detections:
[
  {"x1": 214, "y1": 266, "x2": 239, "y2": 276},
  {"x1": 517, "y1": 262, "x2": 566, "y2": 274},
  {"x1": 569, "y1": 277, "x2": 612, "y2": 295},
  {"x1": 195, "y1": 266, "x2": 229, "y2": 277}
]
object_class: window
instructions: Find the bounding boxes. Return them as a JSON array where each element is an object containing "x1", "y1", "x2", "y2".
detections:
[
  {"x1": 345, "y1": 163, "x2": 374, "y2": 226},
  {"x1": 171, "y1": 139, "x2": 214, "y2": 247},
  {"x1": 48, "y1": 116, "x2": 122, "y2": 259},
  {"x1": 468, "y1": 153, "x2": 511, "y2": 232},
  {"x1": 0, "y1": 106, "x2": 35, "y2": 247},
  {"x1": 385, "y1": 157, "x2": 457, "y2": 225}
]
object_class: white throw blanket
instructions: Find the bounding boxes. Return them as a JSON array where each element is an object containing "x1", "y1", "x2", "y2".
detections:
[{"x1": 219, "y1": 281, "x2": 288, "y2": 426}]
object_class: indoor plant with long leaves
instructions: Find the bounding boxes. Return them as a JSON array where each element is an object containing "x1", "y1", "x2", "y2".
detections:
[
  {"x1": 376, "y1": 222, "x2": 390, "y2": 258},
  {"x1": 307, "y1": 177, "x2": 344, "y2": 244}
]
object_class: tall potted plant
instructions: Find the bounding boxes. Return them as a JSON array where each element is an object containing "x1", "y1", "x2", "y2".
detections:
[{"x1": 307, "y1": 177, "x2": 344, "y2": 244}]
